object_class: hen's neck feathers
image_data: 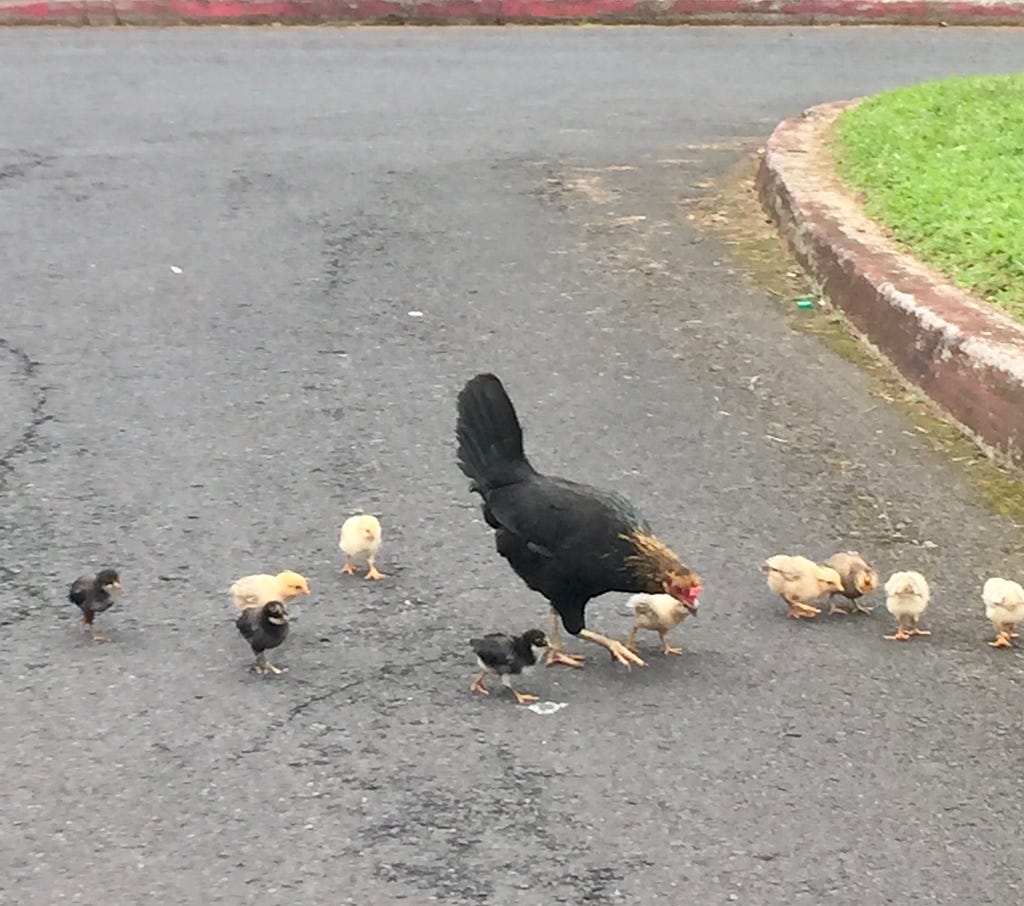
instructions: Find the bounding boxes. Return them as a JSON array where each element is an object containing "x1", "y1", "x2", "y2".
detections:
[{"x1": 622, "y1": 531, "x2": 687, "y2": 589}]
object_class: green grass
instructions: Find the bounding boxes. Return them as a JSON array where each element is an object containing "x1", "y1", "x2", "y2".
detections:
[{"x1": 832, "y1": 73, "x2": 1024, "y2": 320}]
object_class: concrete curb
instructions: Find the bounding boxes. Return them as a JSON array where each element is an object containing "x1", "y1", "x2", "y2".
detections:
[
  {"x1": 2, "y1": 0, "x2": 1024, "y2": 25},
  {"x1": 757, "y1": 99, "x2": 1024, "y2": 466}
]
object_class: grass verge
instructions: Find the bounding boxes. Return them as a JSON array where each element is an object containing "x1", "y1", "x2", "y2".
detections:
[{"x1": 832, "y1": 73, "x2": 1024, "y2": 320}]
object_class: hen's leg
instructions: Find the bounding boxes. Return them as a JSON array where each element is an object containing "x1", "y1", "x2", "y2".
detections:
[
  {"x1": 341, "y1": 556, "x2": 357, "y2": 576},
  {"x1": 546, "y1": 610, "x2": 585, "y2": 668},
  {"x1": 364, "y1": 558, "x2": 385, "y2": 581},
  {"x1": 659, "y1": 631, "x2": 683, "y2": 656},
  {"x1": 578, "y1": 629, "x2": 646, "y2": 668}
]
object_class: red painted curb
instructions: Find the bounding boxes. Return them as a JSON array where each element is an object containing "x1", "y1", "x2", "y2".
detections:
[
  {"x1": 757, "y1": 100, "x2": 1024, "y2": 466},
  {"x1": 1, "y1": 0, "x2": 1023, "y2": 24}
]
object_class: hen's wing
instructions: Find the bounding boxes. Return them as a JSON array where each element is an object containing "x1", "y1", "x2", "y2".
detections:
[{"x1": 486, "y1": 474, "x2": 648, "y2": 559}]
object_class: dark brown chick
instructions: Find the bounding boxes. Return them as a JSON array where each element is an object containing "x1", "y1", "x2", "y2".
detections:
[
  {"x1": 235, "y1": 601, "x2": 290, "y2": 676},
  {"x1": 824, "y1": 551, "x2": 879, "y2": 615},
  {"x1": 68, "y1": 569, "x2": 122, "y2": 641}
]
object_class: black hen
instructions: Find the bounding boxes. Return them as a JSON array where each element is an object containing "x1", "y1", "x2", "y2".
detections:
[
  {"x1": 456, "y1": 373, "x2": 702, "y2": 669},
  {"x1": 469, "y1": 628, "x2": 548, "y2": 703},
  {"x1": 236, "y1": 601, "x2": 290, "y2": 676},
  {"x1": 68, "y1": 569, "x2": 122, "y2": 642}
]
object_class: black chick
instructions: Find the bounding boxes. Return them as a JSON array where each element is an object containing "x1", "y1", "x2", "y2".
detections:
[
  {"x1": 469, "y1": 628, "x2": 548, "y2": 703},
  {"x1": 236, "y1": 601, "x2": 290, "y2": 675},
  {"x1": 68, "y1": 569, "x2": 122, "y2": 642}
]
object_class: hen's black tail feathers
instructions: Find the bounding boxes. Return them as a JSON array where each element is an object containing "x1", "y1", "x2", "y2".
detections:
[{"x1": 456, "y1": 373, "x2": 536, "y2": 496}]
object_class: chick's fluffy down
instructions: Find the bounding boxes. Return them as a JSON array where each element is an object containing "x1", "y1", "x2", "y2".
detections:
[
  {"x1": 230, "y1": 571, "x2": 309, "y2": 612},
  {"x1": 982, "y1": 577, "x2": 1024, "y2": 628},
  {"x1": 884, "y1": 571, "x2": 930, "y2": 618},
  {"x1": 761, "y1": 555, "x2": 843, "y2": 605},
  {"x1": 339, "y1": 514, "x2": 383, "y2": 559},
  {"x1": 824, "y1": 551, "x2": 878, "y2": 599},
  {"x1": 627, "y1": 593, "x2": 691, "y2": 632}
]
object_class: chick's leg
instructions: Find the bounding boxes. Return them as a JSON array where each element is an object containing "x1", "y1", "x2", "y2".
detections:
[
  {"x1": 884, "y1": 615, "x2": 910, "y2": 641},
  {"x1": 470, "y1": 673, "x2": 490, "y2": 695},
  {"x1": 785, "y1": 598, "x2": 817, "y2": 619},
  {"x1": 83, "y1": 615, "x2": 109, "y2": 642},
  {"x1": 625, "y1": 625, "x2": 640, "y2": 653},
  {"x1": 364, "y1": 558, "x2": 385, "y2": 581},
  {"x1": 908, "y1": 617, "x2": 930, "y2": 637},
  {"x1": 501, "y1": 674, "x2": 538, "y2": 704},
  {"x1": 546, "y1": 610, "x2": 585, "y2": 668},
  {"x1": 827, "y1": 595, "x2": 850, "y2": 616},
  {"x1": 252, "y1": 652, "x2": 285, "y2": 675},
  {"x1": 341, "y1": 556, "x2": 357, "y2": 576},
  {"x1": 578, "y1": 629, "x2": 646, "y2": 668},
  {"x1": 989, "y1": 631, "x2": 1012, "y2": 648},
  {"x1": 659, "y1": 632, "x2": 683, "y2": 656}
]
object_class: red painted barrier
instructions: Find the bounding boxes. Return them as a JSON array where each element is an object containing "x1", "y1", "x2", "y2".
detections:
[{"x1": 1, "y1": 0, "x2": 1022, "y2": 25}]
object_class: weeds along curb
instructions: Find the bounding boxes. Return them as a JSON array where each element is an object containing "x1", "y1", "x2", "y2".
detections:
[{"x1": 757, "y1": 100, "x2": 1024, "y2": 468}]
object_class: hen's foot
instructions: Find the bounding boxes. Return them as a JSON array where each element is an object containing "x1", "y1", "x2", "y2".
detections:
[
  {"x1": 884, "y1": 630, "x2": 911, "y2": 641},
  {"x1": 513, "y1": 690, "x2": 539, "y2": 704},
  {"x1": 364, "y1": 564, "x2": 385, "y2": 581},
  {"x1": 546, "y1": 649, "x2": 585, "y2": 669},
  {"x1": 470, "y1": 675, "x2": 489, "y2": 694},
  {"x1": 852, "y1": 604, "x2": 874, "y2": 615},
  {"x1": 908, "y1": 627, "x2": 930, "y2": 637},
  {"x1": 989, "y1": 634, "x2": 1012, "y2": 648},
  {"x1": 340, "y1": 560, "x2": 357, "y2": 576}
]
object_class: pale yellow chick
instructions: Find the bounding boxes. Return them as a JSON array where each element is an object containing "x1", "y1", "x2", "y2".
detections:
[
  {"x1": 339, "y1": 513, "x2": 384, "y2": 580},
  {"x1": 229, "y1": 570, "x2": 310, "y2": 613},
  {"x1": 625, "y1": 592, "x2": 697, "y2": 656},
  {"x1": 824, "y1": 551, "x2": 879, "y2": 615},
  {"x1": 883, "y1": 570, "x2": 931, "y2": 641},
  {"x1": 761, "y1": 554, "x2": 844, "y2": 620},
  {"x1": 982, "y1": 577, "x2": 1024, "y2": 649}
]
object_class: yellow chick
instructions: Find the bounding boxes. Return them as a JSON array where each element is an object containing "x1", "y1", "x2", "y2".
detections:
[
  {"x1": 824, "y1": 551, "x2": 879, "y2": 615},
  {"x1": 883, "y1": 570, "x2": 931, "y2": 641},
  {"x1": 229, "y1": 570, "x2": 310, "y2": 613},
  {"x1": 624, "y1": 592, "x2": 697, "y2": 656},
  {"x1": 761, "y1": 554, "x2": 844, "y2": 620},
  {"x1": 982, "y1": 577, "x2": 1024, "y2": 649},
  {"x1": 339, "y1": 513, "x2": 384, "y2": 580}
]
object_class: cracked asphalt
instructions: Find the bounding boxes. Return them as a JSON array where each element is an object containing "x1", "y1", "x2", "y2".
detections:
[{"x1": 3, "y1": 26, "x2": 1024, "y2": 906}]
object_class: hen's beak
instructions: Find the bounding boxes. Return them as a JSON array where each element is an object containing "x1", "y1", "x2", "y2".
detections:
[{"x1": 685, "y1": 600, "x2": 699, "y2": 616}]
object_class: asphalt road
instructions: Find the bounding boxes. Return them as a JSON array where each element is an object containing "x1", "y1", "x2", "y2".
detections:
[{"x1": 3, "y1": 27, "x2": 1024, "y2": 906}]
